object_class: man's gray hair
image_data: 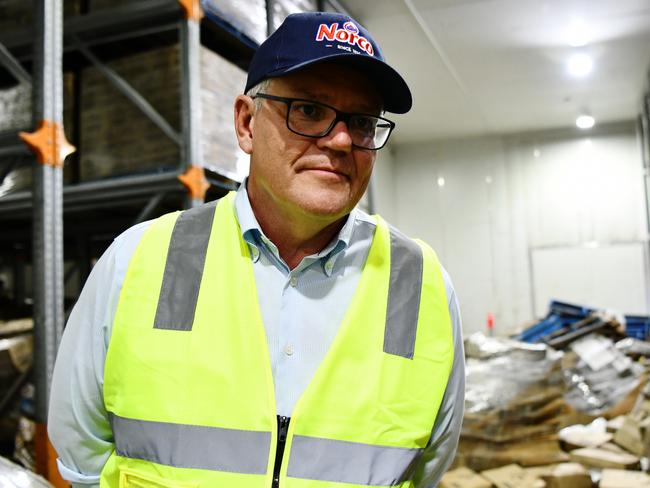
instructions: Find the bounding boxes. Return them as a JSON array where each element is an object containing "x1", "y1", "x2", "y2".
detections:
[{"x1": 246, "y1": 79, "x2": 272, "y2": 111}]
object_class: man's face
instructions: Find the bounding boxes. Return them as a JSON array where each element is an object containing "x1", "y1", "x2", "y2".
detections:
[{"x1": 236, "y1": 63, "x2": 383, "y2": 223}]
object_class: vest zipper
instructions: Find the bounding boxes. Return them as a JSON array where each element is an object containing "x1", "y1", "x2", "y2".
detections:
[{"x1": 272, "y1": 416, "x2": 290, "y2": 488}]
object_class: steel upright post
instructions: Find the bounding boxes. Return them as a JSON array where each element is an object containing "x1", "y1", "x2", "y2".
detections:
[
  {"x1": 19, "y1": 0, "x2": 74, "y2": 484},
  {"x1": 178, "y1": 0, "x2": 209, "y2": 208}
]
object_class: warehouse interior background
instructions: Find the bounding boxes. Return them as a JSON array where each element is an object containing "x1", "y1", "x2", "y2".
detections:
[
  {"x1": 353, "y1": 0, "x2": 650, "y2": 335},
  {"x1": 1, "y1": 0, "x2": 650, "y2": 486},
  {"x1": 1, "y1": 0, "x2": 648, "y2": 335}
]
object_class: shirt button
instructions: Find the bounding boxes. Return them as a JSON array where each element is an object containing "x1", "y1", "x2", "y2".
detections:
[
  {"x1": 284, "y1": 344, "x2": 294, "y2": 356},
  {"x1": 325, "y1": 261, "x2": 334, "y2": 272},
  {"x1": 289, "y1": 276, "x2": 297, "y2": 287}
]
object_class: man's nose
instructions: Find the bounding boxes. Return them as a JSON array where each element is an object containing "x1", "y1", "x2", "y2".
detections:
[{"x1": 317, "y1": 120, "x2": 353, "y2": 154}]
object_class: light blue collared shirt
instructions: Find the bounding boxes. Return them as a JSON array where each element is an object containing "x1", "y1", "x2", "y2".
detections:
[
  {"x1": 234, "y1": 183, "x2": 379, "y2": 416},
  {"x1": 48, "y1": 181, "x2": 465, "y2": 487}
]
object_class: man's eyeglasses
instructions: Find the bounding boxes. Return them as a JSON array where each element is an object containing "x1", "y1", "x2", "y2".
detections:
[{"x1": 252, "y1": 93, "x2": 395, "y2": 151}]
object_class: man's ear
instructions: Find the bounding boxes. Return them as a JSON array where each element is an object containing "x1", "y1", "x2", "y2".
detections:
[{"x1": 234, "y1": 95, "x2": 255, "y2": 155}]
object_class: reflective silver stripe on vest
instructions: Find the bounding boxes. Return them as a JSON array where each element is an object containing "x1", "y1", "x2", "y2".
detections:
[
  {"x1": 154, "y1": 200, "x2": 218, "y2": 331},
  {"x1": 287, "y1": 435, "x2": 422, "y2": 486},
  {"x1": 110, "y1": 413, "x2": 271, "y2": 474},
  {"x1": 384, "y1": 227, "x2": 423, "y2": 359}
]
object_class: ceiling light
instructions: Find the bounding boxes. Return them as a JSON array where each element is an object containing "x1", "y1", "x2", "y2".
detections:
[
  {"x1": 576, "y1": 115, "x2": 595, "y2": 129},
  {"x1": 567, "y1": 19, "x2": 589, "y2": 47},
  {"x1": 567, "y1": 53, "x2": 593, "y2": 78},
  {"x1": 437, "y1": 177, "x2": 445, "y2": 187}
]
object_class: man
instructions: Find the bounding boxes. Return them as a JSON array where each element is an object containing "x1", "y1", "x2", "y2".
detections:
[{"x1": 49, "y1": 11, "x2": 465, "y2": 488}]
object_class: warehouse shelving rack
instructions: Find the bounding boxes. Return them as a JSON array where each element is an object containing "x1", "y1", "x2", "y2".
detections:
[{"x1": 0, "y1": 0, "x2": 347, "y2": 483}]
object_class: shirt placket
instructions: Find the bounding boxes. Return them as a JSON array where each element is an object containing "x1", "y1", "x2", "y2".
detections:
[{"x1": 275, "y1": 267, "x2": 303, "y2": 416}]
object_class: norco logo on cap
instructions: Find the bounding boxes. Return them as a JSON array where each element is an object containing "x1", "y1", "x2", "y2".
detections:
[{"x1": 315, "y1": 22, "x2": 375, "y2": 56}]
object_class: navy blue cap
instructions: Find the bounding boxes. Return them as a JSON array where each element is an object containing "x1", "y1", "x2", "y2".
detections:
[{"x1": 245, "y1": 12, "x2": 412, "y2": 114}]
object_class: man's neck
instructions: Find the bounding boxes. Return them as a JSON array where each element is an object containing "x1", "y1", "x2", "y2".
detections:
[{"x1": 248, "y1": 194, "x2": 347, "y2": 271}]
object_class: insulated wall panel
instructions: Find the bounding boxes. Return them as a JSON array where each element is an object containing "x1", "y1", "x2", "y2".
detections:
[{"x1": 531, "y1": 243, "x2": 649, "y2": 316}]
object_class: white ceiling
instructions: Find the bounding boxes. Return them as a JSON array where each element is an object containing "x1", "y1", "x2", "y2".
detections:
[{"x1": 340, "y1": 0, "x2": 650, "y2": 143}]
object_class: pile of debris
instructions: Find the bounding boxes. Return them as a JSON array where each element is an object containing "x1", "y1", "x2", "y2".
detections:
[
  {"x1": 458, "y1": 333, "x2": 570, "y2": 470},
  {"x1": 445, "y1": 384, "x2": 650, "y2": 487},
  {"x1": 446, "y1": 300, "x2": 650, "y2": 487}
]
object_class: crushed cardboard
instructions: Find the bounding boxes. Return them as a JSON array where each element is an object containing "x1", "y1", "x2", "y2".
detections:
[
  {"x1": 613, "y1": 415, "x2": 645, "y2": 456},
  {"x1": 568, "y1": 446, "x2": 640, "y2": 469},
  {"x1": 480, "y1": 464, "x2": 545, "y2": 488},
  {"x1": 558, "y1": 418, "x2": 612, "y2": 449},
  {"x1": 439, "y1": 467, "x2": 491, "y2": 488},
  {"x1": 606, "y1": 415, "x2": 626, "y2": 432},
  {"x1": 454, "y1": 437, "x2": 569, "y2": 472},
  {"x1": 456, "y1": 330, "x2": 650, "y2": 482},
  {"x1": 525, "y1": 463, "x2": 591, "y2": 488},
  {"x1": 599, "y1": 468, "x2": 650, "y2": 488}
]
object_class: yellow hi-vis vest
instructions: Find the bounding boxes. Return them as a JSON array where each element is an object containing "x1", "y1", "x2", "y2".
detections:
[{"x1": 100, "y1": 192, "x2": 454, "y2": 488}]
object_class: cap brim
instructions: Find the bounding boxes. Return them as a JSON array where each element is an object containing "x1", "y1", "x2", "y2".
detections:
[{"x1": 266, "y1": 53, "x2": 412, "y2": 114}]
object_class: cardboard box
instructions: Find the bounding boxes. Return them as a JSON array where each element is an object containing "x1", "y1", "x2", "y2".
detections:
[
  {"x1": 439, "y1": 467, "x2": 492, "y2": 488},
  {"x1": 525, "y1": 463, "x2": 591, "y2": 488},
  {"x1": 599, "y1": 469, "x2": 650, "y2": 488},
  {"x1": 481, "y1": 464, "x2": 545, "y2": 488}
]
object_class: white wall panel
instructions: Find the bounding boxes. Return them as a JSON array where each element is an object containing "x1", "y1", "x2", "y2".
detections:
[
  {"x1": 386, "y1": 122, "x2": 648, "y2": 335},
  {"x1": 370, "y1": 144, "x2": 398, "y2": 222},
  {"x1": 531, "y1": 243, "x2": 649, "y2": 316}
]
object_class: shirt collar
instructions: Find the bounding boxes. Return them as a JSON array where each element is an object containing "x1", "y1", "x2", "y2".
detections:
[{"x1": 234, "y1": 178, "x2": 357, "y2": 275}]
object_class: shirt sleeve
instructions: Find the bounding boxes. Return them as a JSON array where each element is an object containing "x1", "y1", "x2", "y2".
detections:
[
  {"x1": 47, "y1": 221, "x2": 151, "y2": 486},
  {"x1": 412, "y1": 267, "x2": 465, "y2": 488}
]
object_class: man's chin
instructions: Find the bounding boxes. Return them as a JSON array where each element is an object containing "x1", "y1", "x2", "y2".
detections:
[{"x1": 296, "y1": 195, "x2": 356, "y2": 220}]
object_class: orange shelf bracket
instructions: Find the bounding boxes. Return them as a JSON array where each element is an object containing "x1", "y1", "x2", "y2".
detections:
[
  {"x1": 178, "y1": 0, "x2": 204, "y2": 21},
  {"x1": 19, "y1": 120, "x2": 75, "y2": 168},
  {"x1": 178, "y1": 165, "x2": 210, "y2": 201},
  {"x1": 35, "y1": 423, "x2": 69, "y2": 488}
]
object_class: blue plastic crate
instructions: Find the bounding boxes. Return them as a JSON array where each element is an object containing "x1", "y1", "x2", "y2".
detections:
[
  {"x1": 515, "y1": 300, "x2": 595, "y2": 343},
  {"x1": 625, "y1": 315, "x2": 650, "y2": 340}
]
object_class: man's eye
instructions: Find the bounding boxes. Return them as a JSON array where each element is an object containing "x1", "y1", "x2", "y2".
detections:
[
  {"x1": 352, "y1": 116, "x2": 377, "y2": 131},
  {"x1": 294, "y1": 103, "x2": 326, "y2": 120}
]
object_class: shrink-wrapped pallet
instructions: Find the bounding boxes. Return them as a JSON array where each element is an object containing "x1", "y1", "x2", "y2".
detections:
[
  {"x1": 202, "y1": 0, "x2": 267, "y2": 44},
  {"x1": 200, "y1": 47, "x2": 248, "y2": 180},
  {"x1": 0, "y1": 77, "x2": 74, "y2": 196},
  {"x1": 271, "y1": 0, "x2": 318, "y2": 32},
  {"x1": 80, "y1": 45, "x2": 181, "y2": 181},
  {"x1": 0, "y1": 82, "x2": 32, "y2": 196},
  {"x1": 80, "y1": 44, "x2": 248, "y2": 182},
  {"x1": 0, "y1": 84, "x2": 30, "y2": 133}
]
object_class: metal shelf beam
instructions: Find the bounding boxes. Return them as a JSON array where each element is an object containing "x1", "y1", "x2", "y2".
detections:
[
  {"x1": 29, "y1": 0, "x2": 65, "y2": 430},
  {"x1": 0, "y1": 171, "x2": 184, "y2": 216}
]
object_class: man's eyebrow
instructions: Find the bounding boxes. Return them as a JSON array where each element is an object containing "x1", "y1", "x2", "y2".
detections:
[
  {"x1": 292, "y1": 90, "x2": 382, "y2": 113},
  {"x1": 293, "y1": 89, "x2": 330, "y2": 101}
]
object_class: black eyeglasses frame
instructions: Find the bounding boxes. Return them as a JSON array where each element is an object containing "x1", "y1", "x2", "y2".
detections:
[{"x1": 251, "y1": 93, "x2": 396, "y2": 151}]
